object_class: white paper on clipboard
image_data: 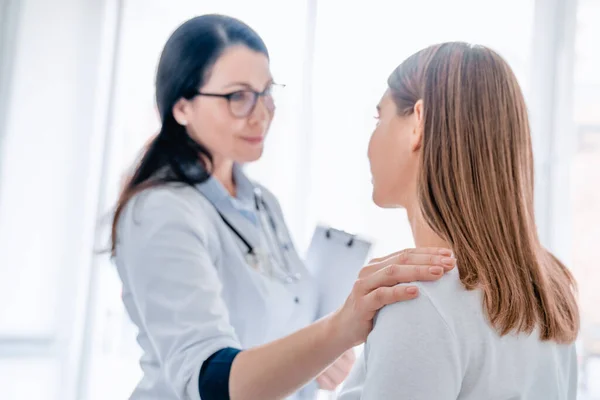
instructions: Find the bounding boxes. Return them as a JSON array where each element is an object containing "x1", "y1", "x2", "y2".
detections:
[{"x1": 305, "y1": 225, "x2": 372, "y2": 319}]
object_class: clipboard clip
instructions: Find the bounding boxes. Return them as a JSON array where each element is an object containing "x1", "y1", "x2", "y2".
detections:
[{"x1": 325, "y1": 228, "x2": 356, "y2": 247}]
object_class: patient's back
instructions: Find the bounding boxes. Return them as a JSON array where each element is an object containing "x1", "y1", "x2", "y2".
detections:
[{"x1": 340, "y1": 268, "x2": 577, "y2": 400}]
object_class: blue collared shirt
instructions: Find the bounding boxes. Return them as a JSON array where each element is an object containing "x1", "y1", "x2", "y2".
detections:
[{"x1": 200, "y1": 164, "x2": 258, "y2": 225}]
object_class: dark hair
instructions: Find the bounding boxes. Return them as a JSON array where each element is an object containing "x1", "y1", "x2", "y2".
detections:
[{"x1": 110, "y1": 14, "x2": 269, "y2": 253}]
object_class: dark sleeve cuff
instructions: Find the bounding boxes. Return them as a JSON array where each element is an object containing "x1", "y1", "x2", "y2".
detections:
[{"x1": 199, "y1": 347, "x2": 242, "y2": 399}]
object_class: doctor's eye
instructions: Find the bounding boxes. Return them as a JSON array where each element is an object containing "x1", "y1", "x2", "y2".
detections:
[{"x1": 229, "y1": 91, "x2": 253, "y2": 103}]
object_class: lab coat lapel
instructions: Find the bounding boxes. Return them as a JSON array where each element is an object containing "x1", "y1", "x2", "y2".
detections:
[{"x1": 196, "y1": 177, "x2": 261, "y2": 251}]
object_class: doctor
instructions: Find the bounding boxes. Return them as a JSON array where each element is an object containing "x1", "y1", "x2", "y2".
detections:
[{"x1": 111, "y1": 14, "x2": 456, "y2": 400}]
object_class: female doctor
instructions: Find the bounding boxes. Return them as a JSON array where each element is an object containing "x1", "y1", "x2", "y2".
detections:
[{"x1": 111, "y1": 14, "x2": 456, "y2": 400}]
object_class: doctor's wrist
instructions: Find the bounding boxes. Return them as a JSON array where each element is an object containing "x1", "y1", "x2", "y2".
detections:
[{"x1": 325, "y1": 310, "x2": 358, "y2": 353}]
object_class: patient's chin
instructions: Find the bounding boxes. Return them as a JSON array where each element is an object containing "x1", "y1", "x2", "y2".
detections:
[
  {"x1": 372, "y1": 189, "x2": 405, "y2": 209},
  {"x1": 372, "y1": 191, "x2": 392, "y2": 208}
]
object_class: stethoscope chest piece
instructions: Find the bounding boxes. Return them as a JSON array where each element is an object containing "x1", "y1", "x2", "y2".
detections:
[
  {"x1": 244, "y1": 251, "x2": 261, "y2": 271},
  {"x1": 244, "y1": 247, "x2": 268, "y2": 273},
  {"x1": 198, "y1": 185, "x2": 302, "y2": 284}
]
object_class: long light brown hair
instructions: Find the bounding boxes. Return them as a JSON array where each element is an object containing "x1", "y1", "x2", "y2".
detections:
[{"x1": 388, "y1": 42, "x2": 579, "y2": 343}]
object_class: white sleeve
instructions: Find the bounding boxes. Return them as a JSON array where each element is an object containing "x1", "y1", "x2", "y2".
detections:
[
  {"x1": 360, "y1": 288, "x2": 462, "y2": 400},
  {"x1": 116, "y1": 188, "x2": 241, "y2": 400}
]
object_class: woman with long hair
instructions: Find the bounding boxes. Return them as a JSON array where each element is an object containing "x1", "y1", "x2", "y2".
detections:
[{"x1": 340, "y1": 42, "x2": 579, "y2": 399}]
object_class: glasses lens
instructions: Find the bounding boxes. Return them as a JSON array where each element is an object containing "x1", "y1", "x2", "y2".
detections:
[
  {"x1": 262, "y1": 92, "x2": 275, "y2": 112},
  {"x1": 229, "y1": 91, "x2": 257, "y2": 117},
  {"x1": 264, "y1": 84, "x2": 285, "y2": 112}
]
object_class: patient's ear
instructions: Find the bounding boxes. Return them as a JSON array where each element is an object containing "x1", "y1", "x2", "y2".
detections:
[{"x1": 410, "y1": 100, "x2": 424, "y2": 151}]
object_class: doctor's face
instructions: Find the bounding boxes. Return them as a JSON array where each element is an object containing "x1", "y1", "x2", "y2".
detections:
[
  {"x1": 173, "y1": 45, "x2": 276, "y2": 165},
  {"x1": 368, "y1": 90, "x2": 422, "y2": 208}
]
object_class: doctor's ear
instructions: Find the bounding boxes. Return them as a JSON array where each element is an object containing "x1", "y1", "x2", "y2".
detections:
[
  {"x1": 172, "y1": 98, "x2": 192, "y2": 127},
  {"x1": 410, "y1": 99, "x2": 424, "y2": 152}
]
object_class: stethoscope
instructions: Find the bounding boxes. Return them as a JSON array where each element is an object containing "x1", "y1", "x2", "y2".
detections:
[{"x1": 212, "y1": 187, "x2": 302, "y2": 284}]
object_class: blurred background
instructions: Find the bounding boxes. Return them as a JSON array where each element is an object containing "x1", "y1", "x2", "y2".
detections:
[{"x1": 0, "y1": 0, "x2": 598, "y2": 399}]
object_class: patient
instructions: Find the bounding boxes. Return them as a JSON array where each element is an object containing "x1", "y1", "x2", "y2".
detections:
[{"x1": 339, "y1": 42, "x2": 579, "y2": 399}]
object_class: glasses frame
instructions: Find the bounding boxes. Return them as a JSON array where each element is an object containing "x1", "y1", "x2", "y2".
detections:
[{"x1": 194, "y1": 83, "x2": 285, "y2": 118}]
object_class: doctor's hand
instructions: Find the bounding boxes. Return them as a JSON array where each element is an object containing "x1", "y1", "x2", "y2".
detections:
[
  {"x1": 316, "y1": 349, "x2": 356, "y2": 391},
  {"x1": 331, "y1": 247, "x2": 455, "y2": 349}
]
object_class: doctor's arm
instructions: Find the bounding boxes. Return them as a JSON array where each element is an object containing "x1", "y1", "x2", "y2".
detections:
[
  {"x1": 118, "y1": 189, "x2": 456, "y2": 400},
  {"x1": 228, "y1": 250, "x2": 456, "y2": 400}
]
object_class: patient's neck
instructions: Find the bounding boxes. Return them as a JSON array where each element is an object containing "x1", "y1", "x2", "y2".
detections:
[{"x1": 406, "y1": 201, "x2": 450, "y2": 249}]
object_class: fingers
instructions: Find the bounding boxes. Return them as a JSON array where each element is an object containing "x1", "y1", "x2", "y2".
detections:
[
  {"x1": 363, "y1": 284, "x2": 419, "y2": 311},
  {"x1": 316, "y1": 374, "x2": 337, "y2": 391},
  {"x1": 353, "y1": 249, "x2": 456, "y2": 315},
  {"x1": 360, "y1": 249, "x2": 455, "y2": 278},
  {"x1": 356, "y1": 264, "x2": 446, "y2": 295},
  {"x1": 369, "y1": 247, "x2": 452, "y2": 264},
  {"x1": 333, "y1": 350, "x2": 356, "y2": 376},
  {"x1": 324, "y1": 364, "x2": 347, "y2": 385},
  {"x1": 387, "y1": 252, "x2": 455, "y2": 271},
  {"x1": 341, "y1": 349, "x2": 356, "y2": 363},
  {"x1": 317, "y1": 351, "x2": 356, "y2": 391}
]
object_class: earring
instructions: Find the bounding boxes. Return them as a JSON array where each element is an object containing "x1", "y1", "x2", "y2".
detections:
[{"x1": 179, "y1": 120, "x2": 188, "y2": 126}]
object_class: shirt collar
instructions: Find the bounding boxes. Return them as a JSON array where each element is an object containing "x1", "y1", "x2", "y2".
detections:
[
  {"x1": 195, "y1": 163, "x2": 261, "y2": 246},
  {"x1": 232, "y1": 163, "x2": 255, "y2": 207},
  {"x1": 196, "y1": 163, "x2": 255, "y2": 209}
]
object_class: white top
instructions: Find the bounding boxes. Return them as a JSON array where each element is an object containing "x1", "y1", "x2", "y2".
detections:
[
  {"x1": 114, "y1": 167, "x2": 320, "y2": 400},
  {"x1": 339, "y1": 268, "x2": 578, "y2": 400}
]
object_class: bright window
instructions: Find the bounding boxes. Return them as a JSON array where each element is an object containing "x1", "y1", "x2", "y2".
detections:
[
  {"x1": 572, "y1": 0, "x2": 600, "y2": 396},
  {"x1": 306, "y1": 0, "x2": 535, "y2": 257}
]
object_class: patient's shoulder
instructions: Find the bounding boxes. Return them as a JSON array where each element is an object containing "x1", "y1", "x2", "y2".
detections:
[
  {"x1": 371, "y1": 268, "x2": 481, "y2": 343},
  {"x1": 360, "y1": 271, "x2": 466, "y2": 399},
  {"x1": 372, "y1": 275, "x2": 454, "y2": 336}
]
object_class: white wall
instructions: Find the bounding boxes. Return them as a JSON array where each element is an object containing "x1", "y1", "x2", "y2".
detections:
[
  {"x1": 307, "y1": 0, "x2": 537, "y2": 258},
  {"x1": 529, "y1": 0, "x2": 578, "y2": 264},
  {"x1": 0, "y1": 1, "x2": 118, "y2": 399}
]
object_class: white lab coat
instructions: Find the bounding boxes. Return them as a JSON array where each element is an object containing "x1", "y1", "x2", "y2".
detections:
[{"x1": 114, "y1": 167, "x2": 320, "y2": 400}]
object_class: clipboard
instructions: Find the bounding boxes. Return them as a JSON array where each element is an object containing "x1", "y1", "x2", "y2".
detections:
[{"x1": 305, "y1": 225, "x2": 372, "y2": 318}]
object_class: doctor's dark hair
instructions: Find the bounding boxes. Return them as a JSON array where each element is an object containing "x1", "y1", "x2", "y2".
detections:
[
  {"x1": 111, "y1": 14, "x2": 269, "y2": 254},
  {"x1": 387, "y1": 42, "x2": 579, "y2": 343}
]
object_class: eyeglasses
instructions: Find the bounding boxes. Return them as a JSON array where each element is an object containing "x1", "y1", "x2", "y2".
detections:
[{"x1": 194, "y1": 83, "x2": 285, "y2": 118}]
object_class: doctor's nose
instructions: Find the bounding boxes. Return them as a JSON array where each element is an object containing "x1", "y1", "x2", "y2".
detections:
[{"x1": 249, "y1": 96, "x2": 272, "y2": 125}]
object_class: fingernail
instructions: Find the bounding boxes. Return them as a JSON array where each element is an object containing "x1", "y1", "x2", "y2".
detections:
[
  {"x1": 442, "y1": 257, "x2": 455, "y2": 265},
  {"x1": 439, "y1": 249, "x2": 453, "y2": 256},
  {"x1": 429, "y1": 266, "x2": 444, "y2": 275},
  {"x1": 406, "y1": 287, "x2": 419, "y2": 295}
]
